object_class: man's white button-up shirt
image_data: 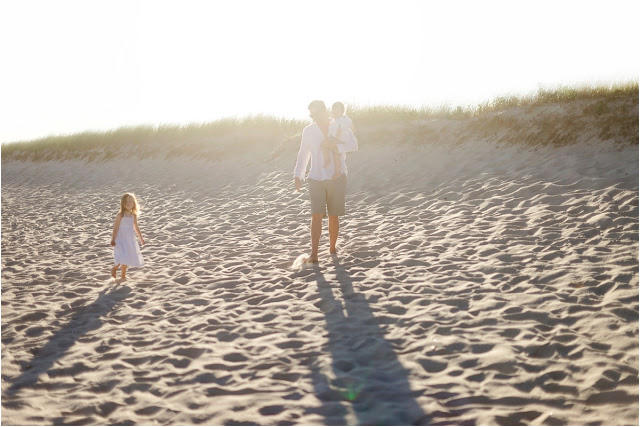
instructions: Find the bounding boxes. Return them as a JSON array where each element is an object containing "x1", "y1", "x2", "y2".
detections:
[{"x1": 293, "y1": 121, "x2": 358, "y2": 181}]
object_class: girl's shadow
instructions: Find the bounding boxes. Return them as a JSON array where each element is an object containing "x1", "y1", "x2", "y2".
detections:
[{"x1": 5, "y1": 284, "x2": 131, "y2": 395}]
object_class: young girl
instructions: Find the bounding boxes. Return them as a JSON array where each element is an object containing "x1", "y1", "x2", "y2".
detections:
[
  {"x1": 111, "y1": 193, "x2": 145, "y2": 279},
  {"x1": 323, "y1": 102, "x2": 356, "y2": 179}
]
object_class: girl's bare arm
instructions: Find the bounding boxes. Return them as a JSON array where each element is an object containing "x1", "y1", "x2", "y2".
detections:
[
  {"x1": 134, "y1": 216, "x2": 145, "y2": 245},
  {"x1": 111, "y1": 214, "x2": 122, "y2": 246}
]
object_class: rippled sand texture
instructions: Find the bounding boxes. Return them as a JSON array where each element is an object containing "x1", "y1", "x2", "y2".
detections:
[{"x1": 2, "y1": 137, "x2": 638, "y2": 425}]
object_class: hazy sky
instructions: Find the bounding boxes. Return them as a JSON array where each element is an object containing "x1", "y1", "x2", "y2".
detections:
[{"x1": 1, "y1": 0, "x2": 638, "y2": 143}]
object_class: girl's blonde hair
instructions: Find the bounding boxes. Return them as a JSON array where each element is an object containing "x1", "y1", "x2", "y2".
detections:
[
  {"x1": 119, "y1": 193, "x2": 141, "y2": 217},
  {"x1": 331, "y1": 101, "x2": 346, "y2": 115}
]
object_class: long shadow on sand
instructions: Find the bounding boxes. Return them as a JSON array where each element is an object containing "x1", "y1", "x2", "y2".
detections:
[
  {"x1": 5, "y1": 284, "x2": 131, "y2": 396},
  {"x1": 307, "y1": 257, "x2": 428, "y2": 425}
]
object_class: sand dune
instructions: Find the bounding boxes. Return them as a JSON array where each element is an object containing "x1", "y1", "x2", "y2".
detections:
[{"x1": 2, "y1": 99, "x2": 639, "y2": 425}]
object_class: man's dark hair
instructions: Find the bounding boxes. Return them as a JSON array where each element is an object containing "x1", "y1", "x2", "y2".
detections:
[{"x1": 308, "y1": 100, "x2": 326, "y2": 114}]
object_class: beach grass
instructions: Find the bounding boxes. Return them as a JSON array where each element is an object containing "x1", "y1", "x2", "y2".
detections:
[
  {"x1": 347, "y1": 80, "x2": 638, "y2": 122},
  {"x1": 2, "y1": 81, "x2": 637, "y2": 162}
]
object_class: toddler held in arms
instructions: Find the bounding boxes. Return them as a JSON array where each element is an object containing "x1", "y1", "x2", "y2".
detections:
[
  {"x1": 111, "y1": 193, "x2": 145, "y2": 279},
  {"x1": 323, "y1": 102, "x2": 356, "y2": 179}
]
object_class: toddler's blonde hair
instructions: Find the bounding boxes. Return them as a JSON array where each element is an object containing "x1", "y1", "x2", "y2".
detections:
[{"x1": 331, "y1": 102, "x2": 346, "y2": 116}]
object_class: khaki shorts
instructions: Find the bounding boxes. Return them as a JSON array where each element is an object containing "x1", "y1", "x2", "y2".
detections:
[{"x1": 308, "y1": 174, "x2": 347, "y2": 217}]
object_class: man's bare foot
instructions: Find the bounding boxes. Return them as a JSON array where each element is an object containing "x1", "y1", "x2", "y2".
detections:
[
  {"x1": 304, "y1": 256, "x2": 319, "y2": 264},
  {"x1": 330, "y1": 248, "x2": 338, "y2": 255},
  {"x1": 111, "y1": 266, "x2": 118, "y2": 278}
]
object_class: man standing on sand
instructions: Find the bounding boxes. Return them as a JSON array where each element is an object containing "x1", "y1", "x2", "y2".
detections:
[{"x1": 294, "y1": 100, "x2": 358, "y2": 263}]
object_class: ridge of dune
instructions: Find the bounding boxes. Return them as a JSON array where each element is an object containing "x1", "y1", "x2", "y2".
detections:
[
  {"x1": 1, "y1": 93, "x2": 638, "y2": 425},
  {"x1": 2, "y1": 90, "x2": 638, "y2": 164}
]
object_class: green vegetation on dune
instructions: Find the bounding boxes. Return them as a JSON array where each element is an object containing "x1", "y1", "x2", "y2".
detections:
[
  {"x1": 2, "y1": 115, "x2": 305, "y2": 162},
  {"x1": 349, "y1": 81, "x2": 639, "y2": 123},
  {"x1": 2, "y1": 81, "x2": 637, "y2": 162}
]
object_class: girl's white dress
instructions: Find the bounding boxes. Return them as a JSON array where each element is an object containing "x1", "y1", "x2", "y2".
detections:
[{"x1": 114, "y1": 215, "x2": 144, "y2": 267}]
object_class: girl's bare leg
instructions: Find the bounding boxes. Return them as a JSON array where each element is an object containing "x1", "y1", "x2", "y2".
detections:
[
  {"x1": 111, "y1": 264, "x2": 120, "y2": 278},
  {"x1": 121, "y1": 265, "x2": 128, "y2": 278},
  {"x1": 333, "y1": 128, "x2": 343, "y2": 179},
  {"x1": 332, "y1": 149, "x2": 341, "y2": 179},
  {"x1": 322, "y1": 147, "x2": 331, "y2": 168}
]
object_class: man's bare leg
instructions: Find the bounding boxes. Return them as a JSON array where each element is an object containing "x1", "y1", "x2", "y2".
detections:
[
  {"x1": 329, "y1": 215, "x2": 339, "y2": 254},
  {"x1": 305, "y1": 214, "x2": 323, "y2": 263},
  {"x1": 121, "y1": 265, "x2": 128, "y2": 279}
]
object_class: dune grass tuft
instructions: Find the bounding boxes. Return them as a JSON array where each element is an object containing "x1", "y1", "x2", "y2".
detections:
[
  {"x1": 2, "y1": 115, "x2": 306, "y2": 162},
  {"x1": 348, "y1": 80, "x2": 638, "y2": 124},
  {"x1": 2, "y1": 81, "x2": 637, "y2": 162}
]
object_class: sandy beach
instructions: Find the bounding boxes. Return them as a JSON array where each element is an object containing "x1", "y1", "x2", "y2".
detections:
[{"x1": 2, "y1": 97, "x2": 638, "y2": 425}]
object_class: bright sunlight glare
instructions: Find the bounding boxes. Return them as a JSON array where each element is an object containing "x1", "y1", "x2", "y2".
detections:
[{"x1": 0, "y1": 0, "x2": 638, "y2": 143}]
